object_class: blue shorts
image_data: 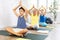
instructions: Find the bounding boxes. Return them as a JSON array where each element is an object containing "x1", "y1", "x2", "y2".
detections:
[{"x1": 39, "y1": 22, "x2": 47, "y2": 27}]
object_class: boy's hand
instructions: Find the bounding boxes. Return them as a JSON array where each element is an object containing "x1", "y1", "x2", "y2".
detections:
[
  {"x1": 39, "y1": 10, "x2": 41, "y2": 14},
  {"x1": 33, "y1": 5, "x2": 34, "y2": 8},
  {"x1": 19, "y1": 0, "x2": 22, "y2": 6}
]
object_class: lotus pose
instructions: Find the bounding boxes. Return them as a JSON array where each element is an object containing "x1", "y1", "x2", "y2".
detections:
[
  {"x1": 26, "y1": 5, "x2": 39, "y2": 29},
  {"x1": 39, "y1": 6, "x2": 47, "y2": 27},
  {"x1": 5, "y1": 1, "x2": 28, "y2": 37}
]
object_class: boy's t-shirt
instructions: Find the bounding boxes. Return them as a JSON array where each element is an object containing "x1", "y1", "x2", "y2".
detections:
[
  {"x1": 17, "y1": 16, "x2": 26, "y2": 29},
  {"x1": 39, "y1": 15, "x2": 46, "y2": 23},
  {"x1": 30, "y1": 14, "x2": 39, "y2": 26}
]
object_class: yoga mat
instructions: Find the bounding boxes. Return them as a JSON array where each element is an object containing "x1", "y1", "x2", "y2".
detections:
[
  {"x1": 0, "y1": 30, "x2": 48, "y2": 40},
  {"x1": 16, "y1": 38, "x2": 31, "y2": 40}
]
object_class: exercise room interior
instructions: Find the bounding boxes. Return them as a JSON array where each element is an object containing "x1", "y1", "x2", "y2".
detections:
[{"x1": 0, "y1": 0, "x2": 60, "y2": 40}]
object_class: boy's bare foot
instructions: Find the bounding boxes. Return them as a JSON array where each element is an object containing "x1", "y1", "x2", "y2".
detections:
[
  {"x1": 9, "y1": 33, "x2": 13, "y2": 35},
  {"x1": 17, "y1": 29, "x2": 28, "y2": 36},
  {"x1": 15, "y1": 33, "x2": 23, "y2": 37}
]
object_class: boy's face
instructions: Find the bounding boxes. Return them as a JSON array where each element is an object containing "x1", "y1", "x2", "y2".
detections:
[
  {"x1": 39, "y1": 9, "x2": 44, "y2": 15},
  {"x1": 33, "y1": 9, "x2": 37, "y2": 15},
  {"x1": 40, "y1": 9, "x2": 45, "y2": 15},
  {"x1": 19, "y1": 9, "x2": 24, "y2": 16},
  {"x1": 41, "y1": 9, "x2": 44, "y2": 13}
]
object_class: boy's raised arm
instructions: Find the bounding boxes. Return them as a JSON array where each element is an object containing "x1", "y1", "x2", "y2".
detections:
[
  {"x1": 12, "y1": 0, "x2": 22, "y2": 17},
  {"x1": 13, "y1": 4, "x2": 20, "y2": 17}
]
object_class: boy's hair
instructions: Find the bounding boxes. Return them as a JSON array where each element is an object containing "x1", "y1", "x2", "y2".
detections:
[{"x1": 19, "y1": 7, "x2": 25, "y2": 12}]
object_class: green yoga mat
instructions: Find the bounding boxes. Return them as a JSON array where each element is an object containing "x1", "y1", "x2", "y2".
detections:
[
  {"x1": 16, "y1": 38, "x2": 31, "y2": 40},
  {"x1": 0, "y1": 30, "x2": 48, "y2": 40}
]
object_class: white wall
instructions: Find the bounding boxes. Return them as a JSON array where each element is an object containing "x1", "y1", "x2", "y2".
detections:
[
  {"x1": 0, "y1": 0, "x2": 60, "y2": 28},
  {"x1": 0, "y1": 0, "x2": 19, "y2": 28},
  {"x1": 0, "y1": 0, "x2": 37, "y2": 28},
  {"x1": 56, "y1": 0, "x2": 60, "y2": 23}
]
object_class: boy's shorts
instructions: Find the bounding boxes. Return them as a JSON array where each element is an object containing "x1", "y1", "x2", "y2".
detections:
[
  {"x1": 26, "y1": 22, "x2": 39, "y2": 28},
  {"x1": 12, "y1": 28, "x2": 24, "y2": 32},
  {"x1": 39, "y1": 22, "x2": 47, "y2": 27}
]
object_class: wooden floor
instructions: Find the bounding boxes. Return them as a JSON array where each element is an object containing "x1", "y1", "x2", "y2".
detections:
[
  {"x1": 0, "y1": 35, "x2": 16, "y2": 40},
  {"x1": 0, "y1": 30, "x2": 16, "y2": 40}
]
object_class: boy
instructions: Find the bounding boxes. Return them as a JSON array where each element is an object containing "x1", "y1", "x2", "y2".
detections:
[
  {"x1": 5, "y1": 1, "x2": 28, "y2": 37},
  {"x1": 27, "y1": 5, "x2": 39, "y2": 30},
  {"x1": 39, "y1": 6, "x2": 47, "y2": 27}
]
